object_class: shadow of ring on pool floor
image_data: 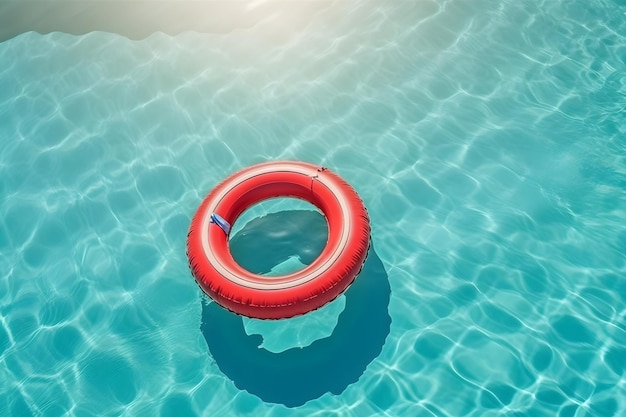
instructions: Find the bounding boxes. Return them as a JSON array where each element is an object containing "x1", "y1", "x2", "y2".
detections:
[{"x1": 200, "y1": 210, "x2": 391, "y2": 407}]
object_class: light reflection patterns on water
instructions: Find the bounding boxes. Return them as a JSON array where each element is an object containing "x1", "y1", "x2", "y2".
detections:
[{"x1": 1, "y1": 0, "x2": 625, "y2": 415}]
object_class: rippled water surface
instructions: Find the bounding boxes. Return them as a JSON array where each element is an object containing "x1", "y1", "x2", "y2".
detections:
[{"x1": 1, "y1": 0, "x2": 626, "y2": 415}]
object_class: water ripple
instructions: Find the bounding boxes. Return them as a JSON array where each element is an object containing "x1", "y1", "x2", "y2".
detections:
[{"x1": 1, "y1": 0, "x2": 625, "y2": 415}]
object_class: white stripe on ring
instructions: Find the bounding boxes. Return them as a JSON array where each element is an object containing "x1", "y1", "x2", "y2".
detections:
[{"x1": 200, "y1": 163, "x2": 351, "y2": 290}]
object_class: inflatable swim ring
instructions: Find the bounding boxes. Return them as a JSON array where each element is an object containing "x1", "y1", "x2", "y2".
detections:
[{"x1": 186, "y1": 161, "x2": 370, "y2": 319}]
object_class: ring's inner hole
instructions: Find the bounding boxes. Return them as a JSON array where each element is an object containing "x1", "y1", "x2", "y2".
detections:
[{"x1": 228, "y1": 198, "x2": 329, "y2": 276}]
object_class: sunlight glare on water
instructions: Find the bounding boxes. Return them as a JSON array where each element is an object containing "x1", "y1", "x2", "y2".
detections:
[{"x1": 0, "y1": 0, "x2": 625, "y2": 415}]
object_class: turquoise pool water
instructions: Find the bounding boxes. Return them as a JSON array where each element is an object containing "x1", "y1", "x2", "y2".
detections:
[{"x1": 1, "y1": 0, "x2": 626, "y2": 415}]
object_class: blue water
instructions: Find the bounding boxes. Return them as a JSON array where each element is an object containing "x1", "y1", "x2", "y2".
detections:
[{"x1": 1, "y1": 0, "x2": 626, "y2": 415}]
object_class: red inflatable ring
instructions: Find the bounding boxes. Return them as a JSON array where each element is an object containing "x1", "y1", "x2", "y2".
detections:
[{"x1": 187, "y1": 161, "x2": 370, "y2": 319}]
